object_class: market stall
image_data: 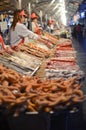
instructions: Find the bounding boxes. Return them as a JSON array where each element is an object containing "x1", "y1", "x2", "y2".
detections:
[
  {"x1": 0, "y1": 1, "x2": 85, "y2": 130},
  {"x1": 0, "y1": 33, "x2": 85, "y2": 130}
]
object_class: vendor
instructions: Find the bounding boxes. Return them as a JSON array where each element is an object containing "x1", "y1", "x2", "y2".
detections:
[
  {"x1": 0, "y1": 34, "x2": 5, "y2": 50},
  {"x1": 46, "y1": 19, "x2": 56, "y2": 33},
  {"x1": 0, "y1": 34, "x2": 13, "y2": 54},
  {"x1": 31, "y1": 13, "x2": 43, "y2": 35},
  {"x1": 9, "y1": 9, "x2": 43, "y2": 50}
]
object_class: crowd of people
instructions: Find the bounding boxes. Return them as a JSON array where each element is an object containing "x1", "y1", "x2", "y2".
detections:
[{"x1": 71, "y1": 23, "x2": 86, "y2": 40}]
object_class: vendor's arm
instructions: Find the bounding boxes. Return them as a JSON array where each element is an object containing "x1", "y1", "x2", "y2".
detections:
[
  {"x1": 19, "y1": 24, "x2": 46, "y2": 43},
  {"x1": 19, "y1": 24, "x2": 39, "y2": 40}
]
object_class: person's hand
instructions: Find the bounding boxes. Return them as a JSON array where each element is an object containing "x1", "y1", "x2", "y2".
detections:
[
  {"x1": 11, "y1": 45, "x2": 20, "y2": 51},
  {"x1": 37, "y1": 36, "x2": 45, "y2": 43},
  {"x1": 5, "y1": 46, "x2": 14, "y2": 54},
  {"x1": 0, "y1": 49, "x2": 5, "y2": 55}
]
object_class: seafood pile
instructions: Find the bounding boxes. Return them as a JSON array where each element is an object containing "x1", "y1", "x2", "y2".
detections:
[
  {"x1": 0, "y1": 64, "x2": 84, "y2": 115},
  {"x1": 41, "y1": 36, "x2": 56, "y2": 48},
  {"x1": 27, "y1": 39, "x2": 50, "y2": 50},
  {"x1": 0, "y1": 35, "x2": 85, "y2": 116},
  {"x1": 45, "y1": 39, "x2": 84, "y2": 81},
  {"x1": 44, "y1": 32, "x2": 59, "y2": 44},
  {"x1": 20, "y1": 43, "x2": 51, "y2": 58}
]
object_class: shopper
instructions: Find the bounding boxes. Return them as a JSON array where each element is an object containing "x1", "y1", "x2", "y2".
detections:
[
  {"x1": 9, "y1": 10, "x2": 43, "y2": 50},
  {"x1": 76, "y1": 24, "x2": 82, "y2": 34},
  {"x1": 75, "y1": 24, "x2": 83, "y2": 42},
  {"x1": 31, "y1": 12, "x2": 43, "y2": 35}
]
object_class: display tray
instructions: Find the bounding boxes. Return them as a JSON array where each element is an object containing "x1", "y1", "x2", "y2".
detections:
[
  {"x1": 28, "y1": 39, "x2": 50, "y2": 50},
  {"x1": 0, "y1": 53, "x2": 42, "y2": 76},
  {"x1": 8, "y1": 112, "x2": 51, "y2": 130}
]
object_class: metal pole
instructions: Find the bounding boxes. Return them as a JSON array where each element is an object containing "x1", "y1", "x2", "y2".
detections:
[
  {"x1": 28, "y1": 3, "x2": 31, "y2": 21},
  {"x1": 45, "y1": 14, "x2": 47, "y2": 25},
  {"x1": 40, "y1": 10, "x2": 43, "y2": 27},
  {"x1": 28, "y1": 3, "x2": 32, "y2": 30},
  {"x1": 18, "y1": 0, "x2": 22, "y2": 9}
]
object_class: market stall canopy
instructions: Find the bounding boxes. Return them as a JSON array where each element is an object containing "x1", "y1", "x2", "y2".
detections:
[
  {"x1": 0, "y1": 0, "x2": 32, "y2": 12},
  {"x1": 21, "y1": 0, "x2": 84, "y2": 24},
  {"x1": 0, "y1": 0, "x2": 84, "y2": 14},
  {"x1": 0, "y1": 0, "x2": 18, "y2": 12},
  {"x1": 0, "y1": 0, "x2": 84, "y2": 24}
]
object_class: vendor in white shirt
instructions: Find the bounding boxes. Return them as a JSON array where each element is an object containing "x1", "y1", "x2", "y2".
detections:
[
  {"x1": 31, "y1": 13, "x2": 43, "y2": 35},
  {"x1": 0, "y1": 34, "x2": 13, "y2": 54},
  {"x1": 9, "y1": 9, "x2": 43, "y2": 50},
  {"x1": 46, "y1": 19, "x2": 56, "y2": 33}
]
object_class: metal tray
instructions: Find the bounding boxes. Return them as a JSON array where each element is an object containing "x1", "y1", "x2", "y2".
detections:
[{"x1": 0, "y1": 54, "x2": 42, "y2": 76}]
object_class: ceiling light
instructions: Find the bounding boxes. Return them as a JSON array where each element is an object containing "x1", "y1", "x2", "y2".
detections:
[
  {"x1": 59, "y1": 0, "x2": 63, "y2": 3},
  {"x1": 50, "y1": 0, "x2": 55, "y2": 5}
]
